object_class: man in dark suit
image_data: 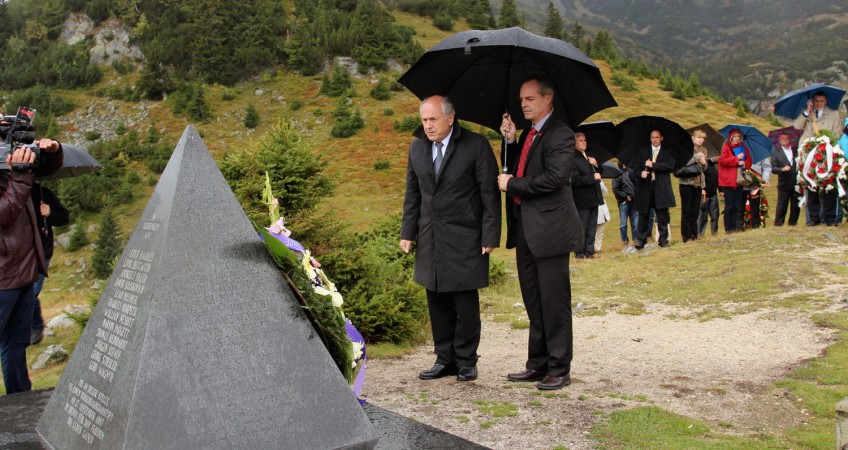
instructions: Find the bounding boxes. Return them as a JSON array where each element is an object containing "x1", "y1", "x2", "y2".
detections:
[
  {"x1": 571, "y1": 132, "x2": 604, "y2": 259},
  {"x1": 770, "y1": 131, "x2": 801, "y2": 226},
  {"x1": 497, "y1": 76, "x2": 583, "y2": 390},
  {"x1": 400, "y1": 95, "x2": 501, "y2": 383},
  {"x1": 633, "y1": 130, "x2": 676, "y2": 249}
]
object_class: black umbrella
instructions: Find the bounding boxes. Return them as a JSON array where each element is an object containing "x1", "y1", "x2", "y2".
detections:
[
  {"x1": 686, "y1": 123, "x2": 723, "y2": 159},
  {"x1": 576, "y1": 121, "x2": 621, "y2": 165},
  {"x1": 398, "y1": 27, "x2": 617, "y2": 133},
  {"x1": 599, "y1": 161, "x2": 623, "y2": 178},
  {"x1": 616, "y1": 116, "x2": 692, "y2": 171},
  {"x1": 37, "y1": 144, "x2": 103, "y2": 179}
]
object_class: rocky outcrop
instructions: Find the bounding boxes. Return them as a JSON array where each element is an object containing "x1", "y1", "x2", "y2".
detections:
[{"x1": 60, "y1": 13, "x2": 143, "y2": 66}]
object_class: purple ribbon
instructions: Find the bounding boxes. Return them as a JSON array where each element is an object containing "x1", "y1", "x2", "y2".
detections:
[
  {"x1": 267, "y1": 230, "x2": 305, "y2": 253},
  {"x1": 345, "y1": 319, "x2": 367, "y2": 405}
]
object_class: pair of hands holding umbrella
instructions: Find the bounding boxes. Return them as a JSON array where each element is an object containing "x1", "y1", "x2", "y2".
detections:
[{"x1": 4, "y1": 139, "x2": 60, "y2": 172}]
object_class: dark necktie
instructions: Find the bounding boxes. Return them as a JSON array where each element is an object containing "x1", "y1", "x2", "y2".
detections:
[{"x1": 434, "y1": 142, "x2": 444, "y2": 178}]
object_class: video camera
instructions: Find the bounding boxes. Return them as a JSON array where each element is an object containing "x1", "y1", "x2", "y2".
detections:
[{"x1": 0, "y1": 106, "x2": 39, "y2": 172}]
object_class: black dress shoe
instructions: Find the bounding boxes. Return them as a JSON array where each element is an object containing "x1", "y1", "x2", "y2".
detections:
[
  {"x1": 506, "y1": 369, "x2": 546, "y2": 382},
  {"x1": 536, "y1": 374, "x2": 572, "y2": 390},
  {"x1": 457, "y1": 366, "x2": 477, "y2": 381},
  {"x1": 419, "y1": 364, "x2": 458, "y2": 380}
]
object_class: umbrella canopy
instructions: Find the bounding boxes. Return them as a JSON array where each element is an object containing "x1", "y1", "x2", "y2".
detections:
[
  {"x1": 615, "y1": 116, "x2": 692, "y2": 171},
  {"x1": 398, "y1": 27, "x2": 617, "y2": 132},
  {"x1": 767, "y1": 126, "x2": 802, "y2": 150},
  {"x1": 773, "y1": 83, "x2": 846, "y2": 119},
  {"x1": 686, "y1": 123, "x2": 723, "y2": 159},
  {"x1": 718, "y1": 124, "x2": 772, "y2": 164},
  {"x1": 37, "y1": 144, "x2": 103, "y2": 179},
  {"x1": 576, "y1": 121, "x2": 621, "y2": 165},
  {"x1": 599, "y1": 161, "x2": 623, "y2": 178}
]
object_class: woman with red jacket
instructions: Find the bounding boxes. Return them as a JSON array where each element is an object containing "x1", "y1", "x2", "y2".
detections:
[{"x1": 718, "y1": 128, "x2": 752, "y2": 233}]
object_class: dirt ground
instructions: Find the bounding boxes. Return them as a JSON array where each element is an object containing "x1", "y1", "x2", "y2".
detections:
[{"x1": 361, "y1": 304, "x2": 840, "y2": 450}]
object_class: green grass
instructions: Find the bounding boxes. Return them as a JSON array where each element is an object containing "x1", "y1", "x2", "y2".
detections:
[
  {"x1": 592, "y1": 406, "x2": 785, "y2": 449},
  {"x1": 473, "y1": 400, "x2": 519, "y2": 418}
]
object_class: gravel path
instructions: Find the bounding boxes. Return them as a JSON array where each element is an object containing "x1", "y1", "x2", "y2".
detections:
[{"x1": 362, "y1": 305, "x2": 837, "y2": 449}]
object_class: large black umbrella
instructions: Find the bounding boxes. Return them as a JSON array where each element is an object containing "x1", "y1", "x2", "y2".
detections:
[
  {"x1": 37, "y1": 144, "x2": 103, "y2": 179},
  {"x1": 575, "y1": 121, "x2": 621, "y2": 165},
  {"x1": 615, "y1": 116, "x2": 692, "y2": 171},
  {"x1": 398, "y1": 27, "x2": 617, "y2": 133},
  {"x1": 686, "y1": 123, "x2": 723, "y2": 159}
]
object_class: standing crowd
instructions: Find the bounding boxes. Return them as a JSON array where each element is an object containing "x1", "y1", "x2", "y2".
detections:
[{"x1": 399, "y1": 82, "x2": 845, "y2": 390}]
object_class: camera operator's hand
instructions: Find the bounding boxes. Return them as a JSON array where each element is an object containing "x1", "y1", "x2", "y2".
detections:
[
  {"x1": 35, "y1": 139, "x2": 60, "y2": 153},
  {"x1": 6, "y1": 147, "x2": 36, "y2": 172}
]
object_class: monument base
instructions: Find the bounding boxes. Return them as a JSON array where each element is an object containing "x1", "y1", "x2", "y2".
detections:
[{"x1": 0, "y1": 389, "x2": 487, "y2": 450}]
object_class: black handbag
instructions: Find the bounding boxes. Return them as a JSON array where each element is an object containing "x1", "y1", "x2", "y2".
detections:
[{"x1": 674, "y1": 163, "x2": 700, "y2": 178}]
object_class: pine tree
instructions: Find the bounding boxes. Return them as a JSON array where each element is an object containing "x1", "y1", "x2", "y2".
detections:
[
  {"x1": 498, "y1": 0, "x2": 521, "y2": 28},
  {"x1": 569, "y1": 20, "x2": 586, "y2": 53},
  {"x1": 67, "y1": 223, "x2": 89, "y2": 252},
  {"x1": 467, "y1": 0, "x2": 494, "y2": 30},
  {"x1": 91, "y1": 211, "x2": 122, "y2": 279},
  {"x1": 543, "y1": 2, "x2": 564, "y2": 40},
  {"x1": 243, "y1": 104, "x2": 260, "y2": 128}
]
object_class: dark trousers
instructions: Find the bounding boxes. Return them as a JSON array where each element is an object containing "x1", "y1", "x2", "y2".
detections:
[
  {"x1": 636, "y1": 188, "x2": 669, "y2": 246},
  {"x1": 807, "y1": 189, "x2": 838, "y2": 225},
  {"x1": 679, "y1": 184, "x2": 701, "y2": 242},
  {"x1": 576, "y1": 207, "x2": 598, "y2": 257},
  {"x1": 722, "y1": 187, "x2": 747, "y2": 233},
  {"x1": 32, "y1": 258, "x2": 49, "y2": 331},
  {"x1": 426, "y1": 289, "x2": 480, "y2": 367},
  {"x1": 774, "y1": 189, "x2": 800, "y2": 226},
  {"x1": 0, "y1": 285, "x2": 35, "y2": 394},
  {"x1": 515, "y1": 212, "x2": 572, "y2": 377},
  {"x1": 698, "y1": 195, "x2": 719, "y2": 236}
]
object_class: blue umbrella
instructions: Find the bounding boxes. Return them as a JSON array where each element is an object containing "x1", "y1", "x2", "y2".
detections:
[
  {"x1": 773, "y1": 83, "x2": 846, "y2": 119},
  {"x1": 718, "y1": 124, "x2": 773, "y2": 164}
]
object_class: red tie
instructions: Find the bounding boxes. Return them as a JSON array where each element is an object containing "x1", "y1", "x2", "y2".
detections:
[
  {"x1": 516, "y1": 128, "x2": 537, "y2": 178},
  {"x1": 513, "y1": 128, "x2": 537, "y2": 204}
]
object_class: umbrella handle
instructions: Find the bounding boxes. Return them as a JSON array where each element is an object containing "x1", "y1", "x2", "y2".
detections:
[{"x1": 502, "y1": 134, "x2": 509, "y2": 173}]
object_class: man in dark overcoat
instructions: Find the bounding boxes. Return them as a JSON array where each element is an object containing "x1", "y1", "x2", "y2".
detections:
[
  {"x1": 571, "y1": 132, "x2": 604, "y2": 259},
  {"x1": 497, "y1": 76, "x2": 583, "y2": 390},
  {"x1": 633, "y1": 130, "x2": 676, "y2": 249},
  {"x1": 400, "y1": 95, "x2": 501, "y2": 382}
]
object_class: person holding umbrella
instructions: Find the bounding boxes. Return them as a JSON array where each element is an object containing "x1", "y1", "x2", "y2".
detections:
[
  {"x1": 792, "y1": 91, "x2": 843, "y2": 226},
  {"x1": 497, "y1": 76, "x2": 582, "y2": 390},
  {"x1": 633, "y1": 130, "x2": 677, "y2": 249},
  {"x1": 29, "y1": 182, "x2": 69, "y2": 345},
  {"x1": 718, "y1": 129, "x2": 752, "y2": 233},
  {"x1": 571, "y1": 132, "x2": 604, "y2": 259},
  {"x1": 400, "y1": 95, "x2": 501, "y2": 383}
]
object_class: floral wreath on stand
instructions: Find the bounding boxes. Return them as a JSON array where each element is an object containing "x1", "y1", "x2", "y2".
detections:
[
  {"x1": 796, "y1": 133, "x2": 847, "y2": 207},
  {"x1": 253, "y1": 173, "x2": 367, "y2": 404},
  {"x1": 743, "y1": 189, "x2": 769, "y2": 231}
]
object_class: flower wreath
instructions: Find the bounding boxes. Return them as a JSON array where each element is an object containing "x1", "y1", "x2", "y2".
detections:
[
  {"x1": 255, "y1": 173, "x2": 367, "y2": 403},
  {"x1": 796, "y1": 135, "x2": 846, "y2": 205}
]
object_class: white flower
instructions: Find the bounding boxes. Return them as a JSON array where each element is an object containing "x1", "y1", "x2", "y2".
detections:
[{"x1": 351, "y1": 341, "x2": 364, "y2": 366}]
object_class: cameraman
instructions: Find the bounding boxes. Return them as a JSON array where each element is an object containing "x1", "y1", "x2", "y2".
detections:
[{"x1": 1, "y1": 140, "x2": 62, "y2": 394}]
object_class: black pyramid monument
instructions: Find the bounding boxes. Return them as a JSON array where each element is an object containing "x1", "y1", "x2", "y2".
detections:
[{"x1": 37, "y1": 126, "x2": 378, "y2": 449}]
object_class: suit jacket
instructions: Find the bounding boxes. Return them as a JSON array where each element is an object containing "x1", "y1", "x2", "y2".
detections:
[
  {"x1": 793, "y1": 107, "x2": 844, "y2": 144},
  {"x1": 571, "y1": 153, "x2": 603, "y2": 210},
  {"x1": 502, "y1": 116, "x2": 583, "y2": 257},
  {"x1": 401, "y1": 125, "x2": 501, "y2": 293},
  {"x1": 632, "y1": 146, "x2": 676, "y2": 213},
  {"x1": 770, "y1": 145, "x2": 798, "y2": 193}
]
